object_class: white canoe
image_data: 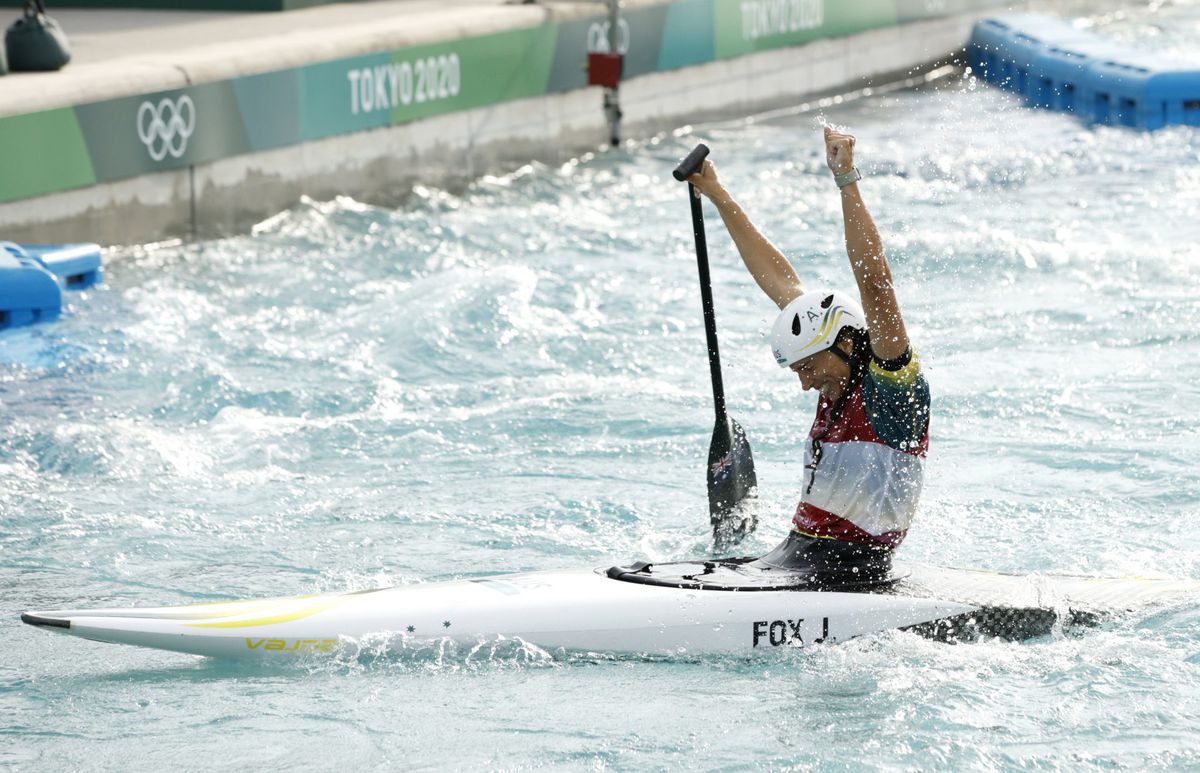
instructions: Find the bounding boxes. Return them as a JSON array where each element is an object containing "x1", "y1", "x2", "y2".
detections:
[{"x1": 21, "y1": 561, "x2": 1199, "y2": 660}]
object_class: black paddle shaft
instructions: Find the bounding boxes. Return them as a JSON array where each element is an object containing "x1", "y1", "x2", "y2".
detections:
[
  {"x1": 673, "y1": 144, "x2": 757, "y2": 545},
  {"x1": 673, "y1": 144, "x2": 727, "y2": 424}
]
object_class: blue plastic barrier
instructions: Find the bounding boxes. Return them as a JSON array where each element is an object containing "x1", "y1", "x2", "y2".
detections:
[
  {"x1": 0, "y1": 243, "x2": 62, "y2": 331},
  {"x1": 0, "y1": 241, "x2": 102, "y2": 332},
  {"x1": 21, "y1": 243, "x2": 103, "y2": 289},
  {"x1": 967, "y1": 14, "x2": 1200, "y2": 130}
]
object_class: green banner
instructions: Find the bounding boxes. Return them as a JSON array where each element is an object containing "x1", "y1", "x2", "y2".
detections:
[
  {"x1": 389, "y1": 26, "x2": 558, "y2": 123},
  {"x1": 896, "y1": 0, "x2": 999, "y2": 23},
  {"x1": 75, "y1": 82, "x2": 252, "y2": 182},
  {"x1": 714, "y1": 0, "x2": 897, "y2": 59},
  {"x1": 299, "y1": 52, "x2": 394, "y2": 141},
  {"x1": 233, "y1": 68, "x2": 302, "y2": 151},
  {"x1": 297, "y1": 26, "x2": 557, "y2": 141},
  {"x1": 659, "y1": 0, "x2": 716, "y2": 71},
  {"x1": 547, "y1": 5, "x2": 670, "y2": 93},
  {"x1": 0, "y1": 0, "x2": 1008, "y2": 205},
  {"x1": 0, "y1": 108, "x2": 94, "y2": 202}
]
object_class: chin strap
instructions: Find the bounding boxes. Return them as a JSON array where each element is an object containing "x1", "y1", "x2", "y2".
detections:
[{"x1": 805, "y1": 334, "x2": 870, "y2": 496}]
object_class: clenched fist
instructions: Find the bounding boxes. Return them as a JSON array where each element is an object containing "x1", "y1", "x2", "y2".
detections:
[
  {"x1": 687, "y1": 158, "x2": 726, "y2": 201},
  {"x1": 824, "y1": 125, "x2": 855, "y2": 176}
]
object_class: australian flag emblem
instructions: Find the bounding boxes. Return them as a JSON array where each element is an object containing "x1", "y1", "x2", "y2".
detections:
[{"x1": 710, "y1": 453, "x2": 733, "y2": 481}]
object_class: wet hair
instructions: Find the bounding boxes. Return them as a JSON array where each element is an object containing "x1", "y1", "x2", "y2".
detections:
[
  {"x1": 805, "y1": 326, "x2": 872, "y2": 496},
  {"x1": 835, "y1": 326, "x2": 873, "y2": 388}
]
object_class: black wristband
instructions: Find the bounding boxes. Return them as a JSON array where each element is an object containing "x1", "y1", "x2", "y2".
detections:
[{"x1": 871, "y1": 347, "x2": 912, "y2": 372}]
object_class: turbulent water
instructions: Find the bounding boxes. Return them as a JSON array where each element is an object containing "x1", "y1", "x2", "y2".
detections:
[{"x1": 4, "y1": 4, "x2": 1200, "y2": 770}]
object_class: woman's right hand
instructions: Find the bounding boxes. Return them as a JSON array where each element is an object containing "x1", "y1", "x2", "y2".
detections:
[{"x1": 687, "y1": 159, "x2": 725, "y2": 200}]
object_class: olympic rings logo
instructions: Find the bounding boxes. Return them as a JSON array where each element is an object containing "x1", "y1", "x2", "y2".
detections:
[{"x1": 136, "y1": 95, "x2": 196, "y2": 162}]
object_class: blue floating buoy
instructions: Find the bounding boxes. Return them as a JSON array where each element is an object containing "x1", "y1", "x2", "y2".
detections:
[
  {"x1": 0, "y1": 241, "x2": 102, "y2": 332},
  {"x1": 967, "y1": 14, "x2": 1200, "y2": 130},
  {"x1": 0, "y1": 242, "x2": 62, "y2": 331},
  {"x1": 20, "y1": 243, "x2": 103, "y2": 289}
]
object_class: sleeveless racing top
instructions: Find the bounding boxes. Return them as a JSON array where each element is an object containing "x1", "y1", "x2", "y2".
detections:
[{"x1": 792, "y1": 348, "x2": 930, "y2": 549}]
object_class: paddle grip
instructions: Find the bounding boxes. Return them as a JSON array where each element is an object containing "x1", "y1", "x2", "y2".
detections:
[{"x1": 672, "y1": 143, "x2": 710, "y2": 181}]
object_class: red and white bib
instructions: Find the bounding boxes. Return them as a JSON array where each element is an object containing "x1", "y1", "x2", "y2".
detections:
[{"x1": 793, "y1": 351, "x2": 930, "y2": 548}]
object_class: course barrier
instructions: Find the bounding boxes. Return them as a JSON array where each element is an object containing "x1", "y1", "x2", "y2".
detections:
[
  {"x1": 0, "y1": 241, "x2": 101, "y2": 331},
  {"x1": 967, "y1": 13, "x2": 1200, "y2": 130}
]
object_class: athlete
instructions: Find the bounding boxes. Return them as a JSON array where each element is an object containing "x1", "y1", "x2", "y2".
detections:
[{"x1": 688, "y1": 127, "x2": 930, "y2": 583}]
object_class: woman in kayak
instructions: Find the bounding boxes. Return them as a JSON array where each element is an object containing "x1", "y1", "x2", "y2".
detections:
[{"x1": 688, "y1": 127, "x2": 930, "y2": 583}]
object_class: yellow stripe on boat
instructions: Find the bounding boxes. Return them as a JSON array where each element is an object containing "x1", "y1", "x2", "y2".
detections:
[{"x1": 186, "y1": 598, "x2": 342, "y2": 629}]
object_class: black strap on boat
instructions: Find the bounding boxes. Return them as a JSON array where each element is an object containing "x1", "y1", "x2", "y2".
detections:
[{"x1": 606, "y1": 561, "x2": 653, "y2": 579}]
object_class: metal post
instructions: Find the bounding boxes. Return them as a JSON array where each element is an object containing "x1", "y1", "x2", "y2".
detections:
[{"x1": 603, "y1": 0, "x2": 622, "y2": 146}]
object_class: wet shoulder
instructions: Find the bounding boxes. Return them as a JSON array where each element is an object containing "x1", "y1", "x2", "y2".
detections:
[{"x1": 861, "y1": 347, "x2": 930, "y2": 452}]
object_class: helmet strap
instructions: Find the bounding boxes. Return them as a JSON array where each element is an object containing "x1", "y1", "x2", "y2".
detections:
[{"x1": 828, "y1": 345, "x2": 851, "y2": 364}]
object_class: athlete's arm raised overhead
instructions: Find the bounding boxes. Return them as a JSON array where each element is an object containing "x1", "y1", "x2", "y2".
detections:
[
  {"x1": 688, "y1": 160, "x2": 803, "y2": 309},
  {"x1": 823, "y1": 126, "x2": 910, "y2": 362}
]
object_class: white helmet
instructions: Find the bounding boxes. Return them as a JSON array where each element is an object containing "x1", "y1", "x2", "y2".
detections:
[{"x1": 770, "y1": 289, "x2": 867, "y2": 367}]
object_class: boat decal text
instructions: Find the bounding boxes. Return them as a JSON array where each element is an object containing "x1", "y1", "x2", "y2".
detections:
[
  {"x1": 246, "y1": 637, "x2": 339, "y2": 652},
  {"x1": 752, "y1": 617, "x2": 831, "y2": 647}
]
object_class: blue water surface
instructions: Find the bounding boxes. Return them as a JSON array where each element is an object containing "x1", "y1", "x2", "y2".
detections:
[{"x1": 3, "y1": 5, "x2": 1200, "y2": 770}]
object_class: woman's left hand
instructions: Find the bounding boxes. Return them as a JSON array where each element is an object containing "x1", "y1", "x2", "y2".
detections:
[{"x1": 824, "y1": 126, "x2": 855, "y2": 176}]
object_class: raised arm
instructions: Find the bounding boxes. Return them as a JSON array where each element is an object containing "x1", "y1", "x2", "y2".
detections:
[
  {"x1": 688, "y1": 160, "x2": 802, "y2": 309},
  {"x1": 824, "y1": 126, "x2": 910, "y2": 362}
]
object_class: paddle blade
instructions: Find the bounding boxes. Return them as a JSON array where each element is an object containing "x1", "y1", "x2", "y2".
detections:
[{"x1": 707, "y1": 416, "x2": 758, "y2": 546}]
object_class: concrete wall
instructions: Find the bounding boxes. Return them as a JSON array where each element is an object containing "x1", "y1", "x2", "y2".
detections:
[{"x1": 0, "y1": 1, "x2": 1001, "y2": 245}]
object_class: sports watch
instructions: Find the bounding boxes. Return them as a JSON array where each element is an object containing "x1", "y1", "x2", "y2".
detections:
[{"x1": 834, "y1": 167, "x2": 862, "y2": 188}]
